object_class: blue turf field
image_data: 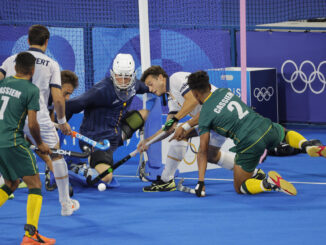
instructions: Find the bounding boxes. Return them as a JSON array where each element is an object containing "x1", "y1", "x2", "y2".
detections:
[{"x1": 1, "y1": 127, "x2": 326, "y2": 245}]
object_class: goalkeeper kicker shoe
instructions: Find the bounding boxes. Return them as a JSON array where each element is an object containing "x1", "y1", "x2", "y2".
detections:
[
  {"x1": 266, "y1": 171, "x2": 297, "y2": 196},
  {"x1": 143, "y1": 176, "x2": 176, "y2": 192}
]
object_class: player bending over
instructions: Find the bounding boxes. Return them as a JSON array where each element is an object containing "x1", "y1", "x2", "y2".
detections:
[
  {"x1": 65, "y1": 53, "x2": 150, "y2": 185},
  {"x1": 187, "y1": 71, "x2": 326, "y2": 197},
  {"x1": 0, "y1": 52, "x2": 56, "y2": 244},
  {"x1": 0, "y1": 25, "x2": 79, "y2": 216},
  {"x1": 137, "y1": 66, "x2": 265, "y2": 193}
]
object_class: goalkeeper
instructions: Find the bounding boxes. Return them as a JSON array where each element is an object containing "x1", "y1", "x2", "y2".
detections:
[{"x1": 65, "y1": 53, "x2": 152, "y2": 185}]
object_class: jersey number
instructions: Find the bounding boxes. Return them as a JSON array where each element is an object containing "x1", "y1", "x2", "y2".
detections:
[
  {"x1": 0, "y1": 96, "x2": 10, "y2": 120},
  {"x1": 227, "y1": 101, "x2": 249, "y2": 120}
]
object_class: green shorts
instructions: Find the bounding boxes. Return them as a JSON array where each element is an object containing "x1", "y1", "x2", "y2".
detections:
[
  {"x1": 235, "y1": 123, "x2": 285, "y2": 172},
  {"x1": 0, "y1": 143, "x2": 39, "y2": 181}
]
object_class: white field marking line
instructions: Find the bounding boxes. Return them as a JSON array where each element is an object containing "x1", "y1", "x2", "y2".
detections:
[{"x1": 114, "y1": 175, "x2": 326, "y2": 185}]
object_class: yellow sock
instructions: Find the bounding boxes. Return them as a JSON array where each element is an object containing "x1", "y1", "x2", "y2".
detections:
[
  {"x1": 285, "y1": 130, "x2": 307, "y2": 149},
  {"x1": 240, "y1": 178, "x2": 271, "y2": 195},
  {"x1": 0, "y1": 189, "x2": 9, "y2": 207},
  {"x1": 25, "y1": 189, "x2": 43, "y2": 237},
  {"x1": 0, "y1": 185, "x2": 12, "y2": 207}
]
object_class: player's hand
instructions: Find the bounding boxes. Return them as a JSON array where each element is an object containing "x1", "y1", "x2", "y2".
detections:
[
  {"x1": 37, "y1": 142, "x2": 52, "y2": 155},
  {"x1": 195, "y1": 181, "x2": 206, "y2": 197},
  {"x1": 59, "y1": 122, "x2": 72, "y2": 135},
  {"x1": 137, "y1": 139, "x2": 149, "y2": 153},
  {"x1": 169, "y1": 126, "x2": 186, "y2": 142},
  {"x1": 163, "y1": 117, "x2": 178, "y2": 133}
]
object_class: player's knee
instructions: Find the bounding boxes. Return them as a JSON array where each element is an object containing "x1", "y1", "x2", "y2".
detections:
[
  {"x1": 207, "y1": 146, "x2": 220, "y2": 163},
  {"x1": 90, "y1": 149, "x2": 113, "y2": 169},
  {"x1": 120, "y1": 110, "x2": 145, "y2": 140}
]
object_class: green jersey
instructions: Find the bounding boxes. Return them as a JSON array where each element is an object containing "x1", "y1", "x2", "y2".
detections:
[
  {"x1": 0, "y1": 76, "x2": 40, "y2": 148},
  {"x1": 198, "y1": 88, "x2": 272, "y2": 147}
]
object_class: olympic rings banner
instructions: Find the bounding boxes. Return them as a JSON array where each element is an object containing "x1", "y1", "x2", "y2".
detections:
[{"x1": 242, "y1": 31, "x2": 326, "y2": 123}]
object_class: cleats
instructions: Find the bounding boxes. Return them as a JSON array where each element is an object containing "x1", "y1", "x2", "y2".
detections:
[
  {"x1": 61, "y1": 199, "x2": 80, "y2": 216},
  {"x1": 143, "y1": 176, "x2": 176, "y2": 192},
  {"x1": 301, "y1": 139, "x2": 322, "y2": 153},
  {"x1": 8, "y1": 193, "x2": 14, "y2": 199},
  {"x1": 21, "y1": 231, "x2": 56, "y2": 245},
  {"x1": 252, "y1": 168, "x2": 266, "y2": 180},
  {"x1": 18, "y1": 181, "x2": 27, "y2": 189},
  {"x1": 306, "y1": 146, "x2": 326, "y2": 157},
  {"x1": 267, "y1": 171, "x2": 297, "y2": 196}
]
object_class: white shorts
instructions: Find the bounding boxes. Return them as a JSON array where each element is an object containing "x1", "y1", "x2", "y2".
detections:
[
  {"x1": 195, "y1": 129, "x2": 235, "y2": 150},
  {"x1": 24, "y1": 112, "x2": 59, "y2": 148}
]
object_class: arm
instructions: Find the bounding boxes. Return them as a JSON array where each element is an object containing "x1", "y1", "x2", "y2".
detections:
[
  {"x1": 195, "y1": 131, "x2": 210, "y2": 197},
  {"x1": 135, "y1": 79, "x2": 150, "y2": 94},
  {"x1": 51, "y1": 86, "x2": 71, "y2": 135},
  {"x1": 0, "y1": 72, "x2": 4, "y2": 80},
  {"x1": 174, "y1": 91, "x2": 198, "y2": 121},
  {"x1": 198, "y1": 132, "x2": 210, "y2": 181},
  {"x1": 28, "y1": 110, "x2": 51, "y2": 154}
]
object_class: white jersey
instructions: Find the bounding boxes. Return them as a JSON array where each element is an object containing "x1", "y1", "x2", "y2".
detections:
[
  {"x1": 0, "y1": 48, "x2": 61, "y2": 116},
  {"x1": 167, "y1": 72, "x2": 216, "y2": 117}
]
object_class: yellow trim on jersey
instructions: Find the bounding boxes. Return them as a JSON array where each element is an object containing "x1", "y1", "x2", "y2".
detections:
[
  {"x1": 240, "y1": 124, "x2": 272, "y2": 154},
  {"x1": 13, "y1": 76, "x2": 29, "y2": 81},
  {"x1": 19, "y1": 144, "x2": 37, "y2": 173},
  {"x1": 203, "y1": 92, "x2": 213, "y2": 103},
  {"x1": 215, "y1": 126, "x2": 240, "y2": 143},
  {"x1": 14, "y1": 110, "x2": 27, "y2": 146}
]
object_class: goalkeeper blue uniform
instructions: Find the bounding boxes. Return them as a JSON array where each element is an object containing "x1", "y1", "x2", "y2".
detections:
[{"x1": 66, "y1": 75, "x2": 149, "y2": 150}]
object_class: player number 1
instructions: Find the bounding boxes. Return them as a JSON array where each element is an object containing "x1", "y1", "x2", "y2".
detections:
[
  {"x1": 227, "y1": 101, "x2": 249, "y2": 120},
  {"x1": 0, "y1": 96, "x2": 10, "y2": 120}
]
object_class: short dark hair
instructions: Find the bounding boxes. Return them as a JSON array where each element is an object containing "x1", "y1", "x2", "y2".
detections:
[
  {"x1": 140, "y1": 65, "x2": 168, "y2": 82},
  {"x1": 28, "y1": 25, "x2": 50, "y2": 46},
  {"x1": 187, "y1": 71, "x2": 211, "y2": 93},
  {"x1": 61, "y1": 70, "x2": 79, "y2": 89},
  {"x1": 15, "y1": 52, "x2": 36, "y2": 75}
]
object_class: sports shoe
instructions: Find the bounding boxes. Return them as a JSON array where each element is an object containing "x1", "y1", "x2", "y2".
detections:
[
  {"x1": 45, "y1": 167, "x2": 57, "y2": 191},
  {"x1": 18, "y1": 181, "x2": 27, "y2": 189},
  {"x1": 252, "y1": 168, "x2": 266, "y2": 180},
  {"x1": 306, "y1": 145, "x2": 326, "y2": 157},
  {"x1": 143, "y1": 176, "x2": 176, "y2": 192},
  {"x1": 267, "y1": 171, "x2": 297, "y2": 196},
  {"x1": 21, "y1": 232, "x2": 56, "y2": 244},
  {"x1": 301, "y1": 139, "x2": 322, "y2": 153},
  {"x1": 61, "y1": 199, "x2": 80, "y2": 216}
]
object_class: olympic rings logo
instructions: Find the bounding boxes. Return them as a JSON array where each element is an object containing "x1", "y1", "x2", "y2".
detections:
[
  {"x1": 253, "y1": 87, "x2": 274, "y2": 102},
  {"x1": 281, "y1": 60, "x2": 326, "y2": 94}
]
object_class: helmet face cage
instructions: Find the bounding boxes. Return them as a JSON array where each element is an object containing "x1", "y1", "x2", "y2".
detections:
[{"x1": 110, "y1": 53, "x2": 136, "y2": 101}]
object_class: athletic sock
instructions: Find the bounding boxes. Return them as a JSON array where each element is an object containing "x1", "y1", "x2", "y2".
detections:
[
  {"x1": 52, "y1": 158, "x2": 70, "y2": 204},
  {"x1": 25, "y1": 188, "x2": 42, "y2": 237},
  {"x1": 161, "y1": 140, "x2": 187, "y2": 182},
  {"x1": 217, "y1": 151, "x2": 235, "y2": 170},
  {"x1": 0, "y1": 185, "x2": 12, "y2": 206},
  {"x1": 285, "y1": 130, "x2": 307, "y2": 149},
  {"x1": 240, "y1": 178, "x2": 271, "y2": 194}
]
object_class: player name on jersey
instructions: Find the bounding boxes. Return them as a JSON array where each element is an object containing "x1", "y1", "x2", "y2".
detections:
[
  {"x1": 0, "y1": 86, "x2": 22, "y2": 98},
  {"x1": 213, "y1": 91, "x2": 234, "y2": 114}
]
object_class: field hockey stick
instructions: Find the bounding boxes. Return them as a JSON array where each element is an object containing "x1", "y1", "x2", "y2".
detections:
[
  {"x1": 87, "y1": 131, "x2": 166, "y2": 185},
  {"x1": 54, "y1": 122, "x2": 110, "y2": 150},
  {"x1": 30, "y1": 145, "x2": 91, "y2": 158},
  {"x1": 177, "y1": 178, "x2": 196, "y2": 194}
]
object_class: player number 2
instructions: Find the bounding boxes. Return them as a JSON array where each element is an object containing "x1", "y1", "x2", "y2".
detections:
[
  {"x1": 227, "y1": 101, "x2": 249, "y2": 120},
  {"x1": 0, "y1": 96, "x2": 10, "y2": 120}
]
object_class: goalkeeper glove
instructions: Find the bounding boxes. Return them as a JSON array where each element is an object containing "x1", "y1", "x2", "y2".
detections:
[{"x1": 163, "y1": 116, "x2": 179, "y2": 131}]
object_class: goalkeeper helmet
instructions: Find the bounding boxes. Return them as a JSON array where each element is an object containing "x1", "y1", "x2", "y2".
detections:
[{"x1": 110, "y1": 53, "x2": 136, "y2": 101}]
